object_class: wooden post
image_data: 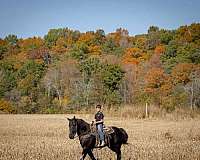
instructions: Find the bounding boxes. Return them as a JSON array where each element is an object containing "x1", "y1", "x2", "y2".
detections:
[{"x1": 145, "y1": 103, "x2": 148, "y2": 118}]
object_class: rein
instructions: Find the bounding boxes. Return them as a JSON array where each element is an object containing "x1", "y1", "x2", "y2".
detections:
[{"x1": 74, "y1": 121, "x2": 79, "y2": 139}]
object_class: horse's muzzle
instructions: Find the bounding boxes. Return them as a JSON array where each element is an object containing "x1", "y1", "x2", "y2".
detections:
[{"x1": 69, "y1": 134, "x2": 74, "y2": 139}]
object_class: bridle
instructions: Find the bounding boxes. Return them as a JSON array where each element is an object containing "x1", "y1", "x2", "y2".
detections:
[{"x1": 73, "y1": 120, "x2": 79, "y2": 139}]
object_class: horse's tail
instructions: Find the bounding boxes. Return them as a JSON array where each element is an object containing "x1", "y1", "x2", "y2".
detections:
[{"x1": 119, "y1": 128, "x2": 128, "y2": 144}]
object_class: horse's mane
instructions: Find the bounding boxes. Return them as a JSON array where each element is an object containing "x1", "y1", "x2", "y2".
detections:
[
  {"x1": 76, "y1": 118, "x2": 91, "y2": 135},
  {"x1": 77, "y1": 118, "x2": 90, "y2": 126}
]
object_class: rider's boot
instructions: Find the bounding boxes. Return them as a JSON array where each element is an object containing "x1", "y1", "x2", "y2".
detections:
[{"x1": 100, "y1": 140, "x2": 105, "y2": 147}]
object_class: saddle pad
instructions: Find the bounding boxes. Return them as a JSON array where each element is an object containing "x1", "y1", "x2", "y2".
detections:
[{"x1": 103, "y1": 126, "x2": 114, "y2": 134}]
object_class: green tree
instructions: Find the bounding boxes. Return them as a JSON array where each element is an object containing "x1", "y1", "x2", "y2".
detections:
[
  {"x1": 160, "y1": 29, "x2": 174, "y2": 45},
  {"x1": 78, "y1": 58, "x2": 102, "y2": 106},
  {"x1": 94, "y1": 29, "x2": 105, "y2": 45},
  {"x1": 148, "y1": 26, "x2": 159, "y2": 34},
  {"x1": 190, "y1": 49, "x2": 200, "y2": 64},
  {"x1": 44, "y1": 28, "x2": 80, "y2": 48},
  {"x1": 4, "y1": 34, "x2": 18, "y2": 46},
  {"x1": 0, "y1": 61, "x2": 17, "y2": 98},
  {"x1": 102, "y1": 64, "x2": 124, "y2": 105},
  {"x1": 79, "y1": 57, "x2": 101, "y2": 80},
  {"x1": 70, "y1": 43, "x2": 89, "y2": 60},
  {"x1": 17, "y1": 60, "x2": 46, "y2": 95},
  {"x1": 147, "y1": 26, "x2": 161, "y2": 49}
]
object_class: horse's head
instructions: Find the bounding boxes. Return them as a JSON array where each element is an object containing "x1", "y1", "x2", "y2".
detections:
[{"x1": 67, "y1": 116, "x2": 77, "y2": 139}]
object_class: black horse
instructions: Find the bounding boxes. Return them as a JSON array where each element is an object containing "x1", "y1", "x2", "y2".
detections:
[{"x1": 67, "y1": 116, "x2": 128, "y2": 160}]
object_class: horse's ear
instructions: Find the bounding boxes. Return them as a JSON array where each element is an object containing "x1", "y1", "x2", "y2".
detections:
[
  {"x1": 67, "y1": 117, "x2": 71, "y2": 121},
  {"x1": 73, "y1": 116, "x2": 76, "y2": 119}
]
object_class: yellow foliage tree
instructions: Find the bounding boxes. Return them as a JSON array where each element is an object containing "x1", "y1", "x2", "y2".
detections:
[
  {"x1": 88, "y1": 45, "x2": 102, "y2": 55},
  {"x1": 0, "y1": 99, "x2": 15, "y2": 113}
]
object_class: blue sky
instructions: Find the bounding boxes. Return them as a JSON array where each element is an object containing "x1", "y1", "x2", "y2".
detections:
[{"x1": 0, "y1": 0, "x2": 200, "y2": 38}]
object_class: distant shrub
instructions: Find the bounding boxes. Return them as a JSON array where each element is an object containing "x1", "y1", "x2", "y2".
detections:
[
  {"x1": 44, "y1": 107, "x2": 60, "y2": 114},
  {"x1": 0, "y1": 99, "x2": 15, "y2": 113},
  {"x1": 162, "y1": 97, "x2": 176, "y2": 113}
]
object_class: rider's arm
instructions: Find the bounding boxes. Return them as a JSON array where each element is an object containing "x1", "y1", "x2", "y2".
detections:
[{"x1": 95, "y1": 119, "x2": 104, "y2": 124}]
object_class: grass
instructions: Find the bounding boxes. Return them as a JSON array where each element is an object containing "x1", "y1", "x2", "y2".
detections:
[{"x1": 0, "y1": 114, "x2": 200, "y2": 160}]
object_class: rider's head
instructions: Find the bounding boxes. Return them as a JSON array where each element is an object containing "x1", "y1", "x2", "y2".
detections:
[{"x1": 96, "y1": 104, "x2": 101, "y2": 112}]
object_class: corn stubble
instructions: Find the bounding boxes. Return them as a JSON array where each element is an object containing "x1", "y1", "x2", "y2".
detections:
[{"x1": 0, "y1": 115, "x2": 200, "y2": 160}]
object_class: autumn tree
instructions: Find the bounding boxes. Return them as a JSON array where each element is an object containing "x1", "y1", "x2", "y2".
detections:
[
  {"x1": 0, "y1": 24, "x2": 200, "y2": 113},
  {"x1": 19, "y1": 37, "x2": 44, "y2": 51},
  {"x1": 108, "y1": 28, "x2": 129, "y2": 48},
  {"x1": 147, "y1": 26, "x2": 161, "y2": 49},
  {"x1": 0, "y1": 39, "x2": 8, "y2": 59},
  {"x1": 4, "y1": 34, "x2": 19, "y2": 56},
  {"x1": 133, "y1": 36, "x2": 147, "y2": 50},
  {"x1": 0, "y1": 61, "x2": 17, "y2": 98},
  {"x1": 184, "y1": 66, "x2": 200, "y2": 109},
  {"x1": 17, "y1": 60, "x2": 46, "y2": 96},
  {"x1": 78, "y1": 58, "x2": 102, "y2": 106},
  {"x1": 44, "y1": 28, "x2": 80, "y2": 49},
  {"x1": 171, "y1": 63, "x2": 194, "y2": 85},
  {"x1": 0, "y1": 99, "x2": 15, "y2": 113},
  {"x1": 102, "y1": 37, "x2": 124, "y2": 56},
  {"x1": 145, "y1": 68, "x2": 171, "y2": 106},
  {"x1": 42, "y1": 59, "x2": 79, "y2": 109},
  {"x1": 70, "y1": 43, "x2": 89, "y2": 60},
  {"x1": 171, "y1": 63, "x2": 200, "y2": 109},
  {"x1": 123, "y1": 47, "x2": 147, "y2": 65}
]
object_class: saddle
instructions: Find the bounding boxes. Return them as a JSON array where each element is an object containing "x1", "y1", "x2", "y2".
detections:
[
  {"x1": 90, "y1": 123, "x2": 114, "y2": 147},
  {"x1": 103, "y1": 126, "x2": 114, "y2": 134}
]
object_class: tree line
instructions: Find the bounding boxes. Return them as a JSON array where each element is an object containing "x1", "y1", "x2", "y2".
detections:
[{"x1": 0, "y1": 23, "x2": 200, "y2": 113}]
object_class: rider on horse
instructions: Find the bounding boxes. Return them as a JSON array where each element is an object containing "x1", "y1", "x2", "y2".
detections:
[{"x1": 94, "y1": 104, "x2": 105, "y2": 147}]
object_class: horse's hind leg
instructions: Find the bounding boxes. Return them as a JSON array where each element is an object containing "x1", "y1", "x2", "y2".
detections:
[
  {"x1": 109, "y1": 145, "x2": 121, "y2": 160},
  {"x1": 87, "y1": 149, "x2": 96, "y2": 160},
  {"x1": 113, "y1": 149, "x2": 121, "y2": 160},
  {"x1": 80, "y1": 149, "x2": 87, "y2": 160}
]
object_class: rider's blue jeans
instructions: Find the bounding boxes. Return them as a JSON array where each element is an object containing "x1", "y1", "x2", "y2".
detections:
[{"x1": 97, "y1": 123, "x2": 104, "y2": 141}]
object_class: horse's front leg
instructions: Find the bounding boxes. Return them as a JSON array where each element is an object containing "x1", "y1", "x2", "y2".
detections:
[
  {"x1": 80, "y1": 149, "x2": 87, "y2": 160},
  {"x1": 116, "y1": 150, "x2": 121, "y2": 160}
]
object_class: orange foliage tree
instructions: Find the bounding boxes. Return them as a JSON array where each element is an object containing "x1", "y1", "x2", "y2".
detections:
[
  {"x1": 148, "y1": 45, "x2": 165, "y2": 69},
  {"x1": 19, "y1": 37, "x2": 44, "y2": 51},
  {"x1": 154, "y1": 45, "x2": 165, "y2": 55},
  {"x1": 123, "y1": 47, "x2": 147, "y2": 65},
  {"x1": 145, "y1": 68, "x2": 172, "y2": 105},
  {"x1": 171, "y1": 63, "x2": 194, "y2": 85}
]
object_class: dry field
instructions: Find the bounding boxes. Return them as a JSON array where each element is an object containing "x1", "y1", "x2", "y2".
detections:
[{"x1": 0, "y1": 114, "x2": 200, "y2": 160}]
